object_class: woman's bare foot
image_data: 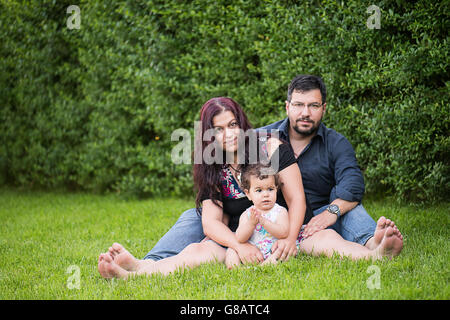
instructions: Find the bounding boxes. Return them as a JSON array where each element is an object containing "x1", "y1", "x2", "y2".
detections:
[
  {"x1": 108, "y1": 243, "x2": 140, "y2": 271},
  {"x1": 374, "y1": 226, "x2": 404, "y2": 260},
  {"x1": 98, "y1": 252, "x2": 131, "y2": 279},
  {"x1": 98, "y1": 253, "x2": 110, "y2": 277}
]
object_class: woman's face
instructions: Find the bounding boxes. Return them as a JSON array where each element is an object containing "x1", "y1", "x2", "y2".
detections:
[{"x1": 212, "y1": 110, "x2": 241, "y2": 153}]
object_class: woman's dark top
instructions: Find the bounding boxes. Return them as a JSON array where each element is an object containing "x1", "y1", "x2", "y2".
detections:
[{"x1": 201, "y1": 142, "x2": 313, "y2": 232}]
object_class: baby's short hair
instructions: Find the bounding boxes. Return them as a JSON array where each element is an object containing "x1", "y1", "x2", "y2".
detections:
[{"x1": 240, "y1": 163, "x2": 280, "y2": 191}]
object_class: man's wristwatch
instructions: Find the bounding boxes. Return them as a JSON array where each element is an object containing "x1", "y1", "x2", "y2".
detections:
[{"x1": 326, "y1": 204, "x2": 341, "y2": 219}]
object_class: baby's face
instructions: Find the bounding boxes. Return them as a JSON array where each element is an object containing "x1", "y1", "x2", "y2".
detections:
[{"x1": 246, "y1": 175, "x2": 277, "y2": 211}]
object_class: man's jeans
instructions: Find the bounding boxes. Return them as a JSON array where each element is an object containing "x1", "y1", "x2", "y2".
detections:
[
  {"x1": 143, "y1": 204, "x2": 376, "y2": 261},
  {"x1": 312, "y1": 204, "x2": 376, "y2": 246}
]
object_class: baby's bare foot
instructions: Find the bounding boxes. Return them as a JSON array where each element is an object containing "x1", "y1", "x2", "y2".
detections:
[{"x1": 261, "y1": 255, "x2": 278, "y2": 266}]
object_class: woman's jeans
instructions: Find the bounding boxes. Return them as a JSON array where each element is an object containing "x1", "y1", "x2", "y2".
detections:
[{"x1": 143, "y1": 204, "x2": 376, "y2": 261}]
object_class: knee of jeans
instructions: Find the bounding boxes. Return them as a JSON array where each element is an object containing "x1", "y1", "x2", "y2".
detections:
[
  {"x1": 346, "y1": 204, "x2": 366, "y2": 215},
  {"x1": 343, "y1": 205, "x2": 376, "y2": 225},
  {"x1": 340, "y1": 205, "x2": 376, "y2": 243},
  {"x1": 180, "y1": 208, "x2": 201, "y2": 221}
]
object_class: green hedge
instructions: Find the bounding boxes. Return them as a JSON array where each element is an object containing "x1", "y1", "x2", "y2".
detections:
[{"x1": 1, "y1": 0, "x2": 448, "y2": 202}]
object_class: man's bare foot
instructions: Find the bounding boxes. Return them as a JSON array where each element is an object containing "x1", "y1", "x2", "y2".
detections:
[
  {"x1": 108, "y1": 243, "x2": 141, "y2": 271},
  {"x1": 393, "y1": 225, "x2": 404, "y2": 241},
  {"x1": 374, "y1": 216, "x2": 393, "y2": 246},
  {"x1": 98, "y1": 252, "x2": 131, "y2": 279},
  {"x1": 374, "y1": 226, "x2": 404, "y2": 260},
  {"x1": 366, "y1": 217, "x2": 403, "y2": 250}
]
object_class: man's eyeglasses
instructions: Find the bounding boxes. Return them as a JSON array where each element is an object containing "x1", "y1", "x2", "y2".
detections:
[{"x1": 289, "y1": 102, "x2": 323, "y2": 112}]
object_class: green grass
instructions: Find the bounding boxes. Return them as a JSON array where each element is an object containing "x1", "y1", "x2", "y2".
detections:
[{"x1": 0, "y1": 188, "x2": 448, "y2": 300}]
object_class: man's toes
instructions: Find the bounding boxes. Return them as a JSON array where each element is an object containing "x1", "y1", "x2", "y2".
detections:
[
  {"x1": 377, "y1": 226, "x2": 403, "y2": 259},
  {"x1": 377, "y1": 216, "x2": 387, "y2": 228},
  {"x1": 385, "y1": 226, "x2": 394, "y2": 238},
  {"x1": 392, "y1": 226, "x2": 403, "y2": 238}
]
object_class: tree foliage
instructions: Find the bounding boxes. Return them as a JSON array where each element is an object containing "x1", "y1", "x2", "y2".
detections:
[{"x1": 1, "y1": 0, "x2": 448, "y2": 202}]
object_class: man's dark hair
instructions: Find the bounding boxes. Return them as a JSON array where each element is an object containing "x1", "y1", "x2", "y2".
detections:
[
  {"x1": 241, "y1": 163, "x2": 280, "y2": 191},
  {"x1": 287, "y1": 74, "x2": 327, "y2": 104}
]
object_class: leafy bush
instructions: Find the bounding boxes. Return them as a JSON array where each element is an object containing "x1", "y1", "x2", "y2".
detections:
[{"x1": 0, "y1": 0, "x2": 448, "y2": 202}]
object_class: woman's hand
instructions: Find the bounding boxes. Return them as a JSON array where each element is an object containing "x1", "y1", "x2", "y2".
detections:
[
  {"x1": 271, "y1": 238, "x2": 298, "y2": 261},
  {"x1": 235, "y1": 243, "x2": 264, "y2": 264}
]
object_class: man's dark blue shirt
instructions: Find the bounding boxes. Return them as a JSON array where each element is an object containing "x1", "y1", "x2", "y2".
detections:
[{"x1": 258, "y1": 118, "x2": 365, "y2": 211}]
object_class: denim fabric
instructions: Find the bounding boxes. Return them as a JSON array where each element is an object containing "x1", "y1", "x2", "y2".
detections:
[
  {"x1": 143, "y1": 208, "x2": 204, "y2": 261},
  {"x1": 313, "y1": 204, "x2": 376, "y2": 246}
]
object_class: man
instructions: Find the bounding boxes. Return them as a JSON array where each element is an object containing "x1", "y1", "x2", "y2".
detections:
[
  {"x1": 261, "y1": 75, "x2": 403, "y2": 250},
  {"x1": 142, "y1": 75, "x2": 403, "y2": 262}
]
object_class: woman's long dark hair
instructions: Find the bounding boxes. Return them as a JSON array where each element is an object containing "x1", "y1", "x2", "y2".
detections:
[{"x1": 193, "y1": 97, "x2": 253, "y2": 212}]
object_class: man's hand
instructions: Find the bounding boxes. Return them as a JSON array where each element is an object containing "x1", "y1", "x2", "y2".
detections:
[
  {"x1": 270, "y1": 238, "x2": 298, "y2": 261},
  {"x1": 303, "y1": 210, "x2": 337, "y2": 239},
  {"x1": 235, "y1": 242, "x2": 264, "y2": 264}
]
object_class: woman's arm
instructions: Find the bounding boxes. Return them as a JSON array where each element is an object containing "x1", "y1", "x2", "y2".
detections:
[
  {"x1": 201, "y1": 200, "x2": 263, "y2": 263},
  {"x1": 270, "y1": 162, "x2": 307, "y2": 260},
  {"x1": 278, "y1": 163, "x2": 306, "y2": 237},
  {"x1": 201, "y1": 199, "x2": 238, "y2": 249},
  {"x1": 265, "y1": 138, "x2": 307, "y2": 260}
]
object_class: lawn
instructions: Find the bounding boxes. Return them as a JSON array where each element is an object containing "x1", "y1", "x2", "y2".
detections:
[{"x1": 0, "y1": 188, "x2": 448, "y2": 300}]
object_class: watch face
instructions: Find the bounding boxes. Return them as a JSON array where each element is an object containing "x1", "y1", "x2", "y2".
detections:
[{"x1": 328, "y1": 204, "x2": 339, "y2": 214}]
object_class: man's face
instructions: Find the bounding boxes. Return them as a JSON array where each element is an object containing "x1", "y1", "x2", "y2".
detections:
[{"x1": 285, "y1": 89, "x2": 326, "y2": 137}]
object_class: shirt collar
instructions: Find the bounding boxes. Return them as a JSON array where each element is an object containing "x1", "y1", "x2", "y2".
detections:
[
  {"x1": 316, "y1": 122, "x2": 326, "y2": 142},
  {"x1": 278, "y1": 117, "x2": 290, "y2": 140}
]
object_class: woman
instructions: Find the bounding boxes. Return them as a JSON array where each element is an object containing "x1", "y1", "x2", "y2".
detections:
[{"x1": 98, "y1": 97, "x2": 402, "y2": 279}]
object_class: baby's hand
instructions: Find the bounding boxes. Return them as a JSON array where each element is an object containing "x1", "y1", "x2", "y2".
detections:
[
  {"x1": 258, "y1": 214, "x2": 268, "y2": 227},
  {"x1": 247, "y1": 207, "x2": 261, "y2": 225}
]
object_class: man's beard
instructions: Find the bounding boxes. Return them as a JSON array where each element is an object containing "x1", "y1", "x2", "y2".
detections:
[{"x1": 292, "y1": 118, "x2": 320, "y2": 137}]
